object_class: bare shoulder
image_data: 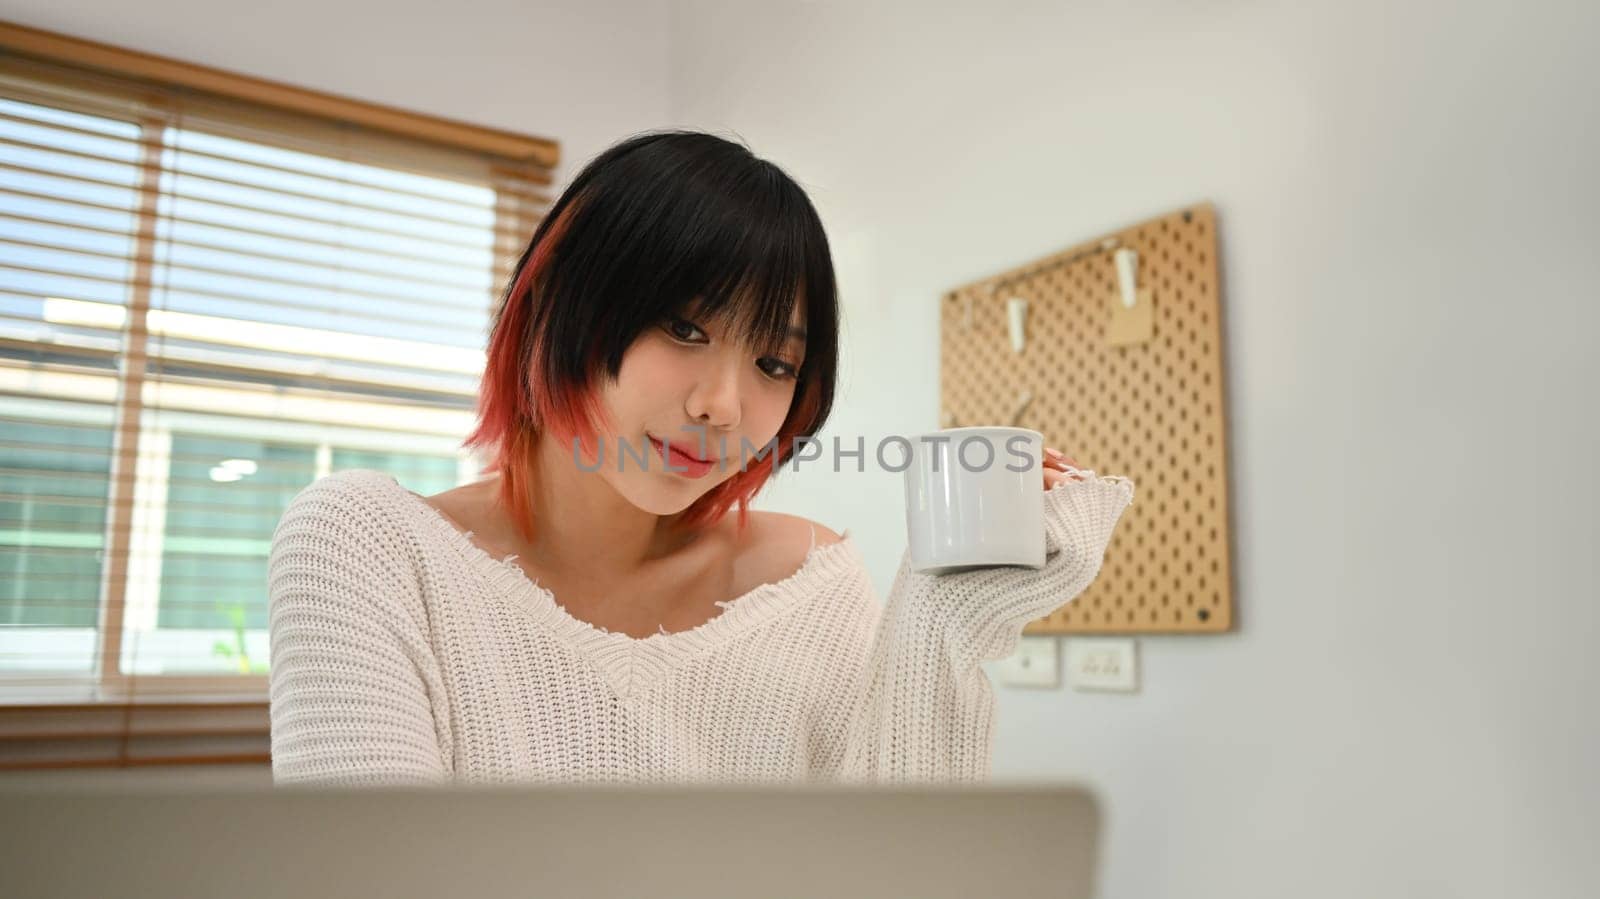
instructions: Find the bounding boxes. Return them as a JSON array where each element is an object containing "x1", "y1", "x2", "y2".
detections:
[
  {"x1": 415, "y1": 478, "x2": 520, "y2": 557},
  {"x1": 750, "y1": 510, "x2": 845, "y2": 548},
  {"x1": 720, "y1": 510, "x2": 845, "y2": 593},
  {"x1": 408, "y1": 481, "x2": 475, "y2": 536}
]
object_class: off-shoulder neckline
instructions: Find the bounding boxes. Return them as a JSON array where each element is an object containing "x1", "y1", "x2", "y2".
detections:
[{"x1": 343, "y1": 470, "x2": 863, "y2": 689}]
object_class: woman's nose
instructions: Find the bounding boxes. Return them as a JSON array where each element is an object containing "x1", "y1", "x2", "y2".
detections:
[{"x1": 687, "y1": 360, "x2": 742, "y2": 431}]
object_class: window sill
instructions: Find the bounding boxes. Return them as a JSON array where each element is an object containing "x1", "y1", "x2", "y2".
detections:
[
  {"x1": 0, "y1": 693, "x2": 269, "y2": 771},
  {"x1": 0, "y1": 675, "x2": 268, "y2": 707}
]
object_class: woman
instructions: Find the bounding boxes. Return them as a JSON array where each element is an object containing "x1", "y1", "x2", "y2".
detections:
[{"x1": 266, "y1": 129, "x2": 1134, "y2": 786}]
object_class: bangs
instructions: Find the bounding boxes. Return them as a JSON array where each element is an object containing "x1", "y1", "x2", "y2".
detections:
[
  {"x1": 545, "y1": 142, "x2": 829, "y2": 377},
  {"x1": 663, "y1": 189, "x2": 815, "y2": 361}
]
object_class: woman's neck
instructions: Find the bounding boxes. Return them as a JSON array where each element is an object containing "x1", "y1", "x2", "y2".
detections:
[{"x1": 503, "y1": 430, "x2": 705, "y2": 583}]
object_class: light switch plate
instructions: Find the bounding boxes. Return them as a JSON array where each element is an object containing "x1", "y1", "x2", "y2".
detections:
[
  {"x1": 1065, "y1": 638, "x2": 1139, "y2": 692},
  {"x1": 995, "y1": 635, "x2": 1059, "y2": 688}
]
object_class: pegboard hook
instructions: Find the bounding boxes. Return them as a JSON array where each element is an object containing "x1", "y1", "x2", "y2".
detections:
[
  {"x1": 1006, "y1": 297, "x2": 1028, "y2": 353},
  {"x1": 1114, "y1": 247, "x2": 1140, "y2": 309}
]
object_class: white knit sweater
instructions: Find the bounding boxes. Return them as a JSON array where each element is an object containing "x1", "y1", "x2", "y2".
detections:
[{"x1": 266, "y1": 467, "x2": 1135, "y2": 786}]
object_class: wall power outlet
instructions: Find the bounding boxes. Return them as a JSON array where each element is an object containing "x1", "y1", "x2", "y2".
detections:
[
  {"x1": 994, "y1": 635, "x2": 1059, "y2": 688},
  {"x1": 1065, "y1": 638, "x2": 1139, "y2": 692}
]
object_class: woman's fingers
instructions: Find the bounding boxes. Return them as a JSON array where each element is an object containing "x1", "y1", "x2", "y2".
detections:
[
  {"x1": 1044, "y1": 446, "x2": 1079, "y2": 468},
  {"x1": 1044, "y1": 467, "x2": 1084, "y2": 488},
  {"x1": 1043, "y1": 447, "x2": 1086, "y2": 488}
]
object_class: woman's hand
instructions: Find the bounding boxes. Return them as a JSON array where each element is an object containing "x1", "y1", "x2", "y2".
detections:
[{"x1": 1042, "y1": 446, "x2": 1088, "y2": 489}]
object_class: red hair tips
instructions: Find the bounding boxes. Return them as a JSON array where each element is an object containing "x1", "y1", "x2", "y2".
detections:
[{"x1": 463, "y1": 200, "x2": 611, "y2": 545}]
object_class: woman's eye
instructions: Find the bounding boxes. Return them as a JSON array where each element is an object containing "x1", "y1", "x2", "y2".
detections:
[
  {"x1": 759, "y1": 357, "x2": 800, "y2": 380},
  {"x1": 663, "y1": 317, "x2": 706, "y2": 342},
  {"x1": 664, "y1": 317, "x2": 797, "y2": 380}
]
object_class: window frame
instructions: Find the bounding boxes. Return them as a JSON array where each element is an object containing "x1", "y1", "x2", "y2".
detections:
[{"x1": 0, "y1": 20, "x2": 553, "y2": 736}]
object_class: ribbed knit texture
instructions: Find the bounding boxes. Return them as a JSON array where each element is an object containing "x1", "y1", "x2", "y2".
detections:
[{"x1": 267, "y1": 467, "x2": 1134, "y2": 786}]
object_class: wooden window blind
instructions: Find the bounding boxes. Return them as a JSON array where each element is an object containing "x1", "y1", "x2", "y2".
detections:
[{"x1": 0, "y1": 21, "x2": 555, "y2": 768}]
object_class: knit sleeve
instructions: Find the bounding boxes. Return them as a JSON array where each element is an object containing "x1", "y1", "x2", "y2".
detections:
[
  {"x1": 821, "y1": 471, "x2": 1135, "y2": 784},
  {"x1": 267, "y1": 474, "x2": 451, "y2": 786}
]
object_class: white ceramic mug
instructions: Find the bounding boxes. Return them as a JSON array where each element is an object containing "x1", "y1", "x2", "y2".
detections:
[{"x1": 902, "y1": 426, "x2": 1046, "y2": 575}]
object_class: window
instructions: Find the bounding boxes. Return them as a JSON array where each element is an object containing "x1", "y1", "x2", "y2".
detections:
[{"x1": 0, "y1": 23, "x2": 553, "y2": 730}]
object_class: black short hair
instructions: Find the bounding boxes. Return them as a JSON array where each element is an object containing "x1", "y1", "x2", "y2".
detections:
[{"x1": 524, "y1": 129, "x2": 834, "y2": 425}]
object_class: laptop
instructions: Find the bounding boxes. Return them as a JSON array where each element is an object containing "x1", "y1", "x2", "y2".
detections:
[{"x1": 0, "y1": 783, "x2": 1101, "y2": 898}]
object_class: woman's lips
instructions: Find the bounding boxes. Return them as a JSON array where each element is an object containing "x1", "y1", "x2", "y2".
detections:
[{"x1": 648, "y1": 435, "x2": 715, "y2": 478}]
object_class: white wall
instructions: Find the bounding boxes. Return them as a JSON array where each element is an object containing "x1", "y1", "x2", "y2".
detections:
[
  {"x1": 0, "y1": 0, "x2": 675, "y2": 188},
  {"x1": 669, "y1": 2, "x2": 1598, "y2": 897}
]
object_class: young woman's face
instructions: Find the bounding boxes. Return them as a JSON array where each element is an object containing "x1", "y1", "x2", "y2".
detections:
[{"x1": 588, "y1": 298, "x2": 807, "y2": 515}]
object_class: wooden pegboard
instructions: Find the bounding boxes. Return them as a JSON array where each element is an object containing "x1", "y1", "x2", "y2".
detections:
[{"x1": 940, "y1": 203, "x2": 1234, "y2": 633}]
